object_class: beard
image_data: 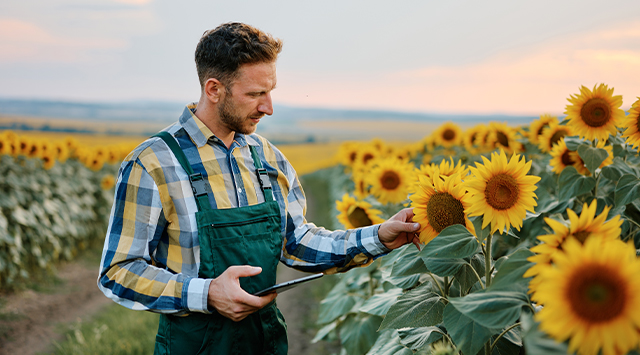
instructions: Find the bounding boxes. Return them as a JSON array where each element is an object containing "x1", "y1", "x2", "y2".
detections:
[{"x1": 218, "y1": 94, "x2": 264, "y2": 135}]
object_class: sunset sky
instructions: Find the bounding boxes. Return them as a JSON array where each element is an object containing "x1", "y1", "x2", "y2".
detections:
[{"x1": 1, "y1": 0, "x2": 639, "y2": 116}]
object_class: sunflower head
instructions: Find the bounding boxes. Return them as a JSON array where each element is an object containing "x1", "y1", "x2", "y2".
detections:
[
  {"x1": 549, "y1": 138, "x2": 579, "y2": 175},
  {"x1": 464, "y1": 150, "x2": 540, "y2": 234},
  {"x1": 462, "y1": 124, "x2": 489, "y2": 154},
  {"x1": 366, "y1": 157, "x2": 416, "y2": 204},
  {"x1": 538, "y1": 122, "x2": 572, "y2": 153},
  {"x1": 411, "y1": 173, "x2": 475, "y2": 244},
  {"x1": 621, "y1": 97, "x2": 640, "y2": 151},
  {"x1": 564, "y1": 84, "x2": 625, "y2": 142},
  {"x1": 336, "y1": 194, "x2": 385, "y2": 229},
  {"x1": 432, "y1": 122, "x2": 462, "y2": 148},
  {"x1": 100, "y1": 174, "x2": 116, "y2": 190},
  {"x1": 531, "y1": 237, "x2": 640, "y2": 355},
  {"x1": 529, "y1": 114, "x2": 559, "y2": 146},
  {"x1": 486, "y1": 122, "x2": 521, "y2": 155}
]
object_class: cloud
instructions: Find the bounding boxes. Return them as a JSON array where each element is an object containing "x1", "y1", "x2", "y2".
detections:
[
  {"x1": 277, "y1": 21, "x2": 640, "y2": 115},
  {"x1": 0, "y1": 18, "x2": 126, "y2": 63}
]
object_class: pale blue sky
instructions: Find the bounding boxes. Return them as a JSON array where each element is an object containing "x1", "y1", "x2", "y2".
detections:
[{"x1": 1, "y1": 0, "x2": 639, "y2": 115}]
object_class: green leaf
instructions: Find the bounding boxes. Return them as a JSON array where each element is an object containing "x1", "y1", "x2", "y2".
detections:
[
  {"x1": 422, "y1": 257, "x2": 467, "y2": 277},
  {"x1": 562, "y1": 135, "x2": 587, "y2": 151},
  {"x1": 520, "y1": 310, "x2": 568, "y2": 355},
  {"x1": 397, "y1": 326, "x2": 444, "y2": 351},
  {"x1": 471, "y1": 215, "x2": 492, "y2": 245},
  {"x1": 443, "y1": 304, "x2": 497, "y2": 355},
  {"x1": 379, "y1": 284, "x2": 446, "y2": 330},
  {"x1": 311, "y1": 321, "x2": 337, "y2": 343},
  {"x1": 453, "y1": 254, "x2": 485, "y2": 292},
  {"x1": 615, "y1": 174, "x2": 640, "y2": 207},
  {"x1": 418, "y1": 224, "x2": 480, "y2": 259},
  {"x1": 359, "y1": 288, "x2": 403, "y2": 316},
  {"x1": 365, "y1": 330, "x2": 413, "y2": 355},
  {"x1": 557, "y1": 166, "x2": 596, "y2": 200},
  {"x1": 600, "y1": 157, "x2": 640, "y2": 182},
  {"x1": 577, "y1": 145, "x2": 609, "y2": 175},
  {"x1": 489, "y1": 249, "x2": 535, "y2": 292},
  {"x1": 447, "y1": 290, "x2": 529, "y2": 329},
  {"x1": 390, "y1": 246, "x2": 428, "y2": 277},
  {"x1": 317, "y1": 291, "x2": 358, "y2": 324},
  {"x1": 340, "y1": 314, "x2": 383, "y2": 355}
]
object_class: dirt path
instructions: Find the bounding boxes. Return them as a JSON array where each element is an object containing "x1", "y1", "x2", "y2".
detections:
[{"x1": 0, "y1": 259, "x2": 112, "y2": 355}]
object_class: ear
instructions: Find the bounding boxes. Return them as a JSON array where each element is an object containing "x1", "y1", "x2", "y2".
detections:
[{"x1": 203, "y1": 78, "x2": 225, "y2": 104}]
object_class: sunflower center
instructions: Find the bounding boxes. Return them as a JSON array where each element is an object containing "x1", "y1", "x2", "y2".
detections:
[
  {"x1": 380, "y1": 171, "x2": 401, "y2": 190},
  {"x1": 363, "y1": 153, "x2": 374, "y2": 164},
  {"x1": 497, "y1": 131, "x2": 509, "y2": 147},
  {"x1": 349, "y1": 152, "x2": 357, "y2": 163},
  {"x1": 443, "y1": 129, "x2": 455, "y2": 141},
  {"x1": 347, "y1": 206, "x2": 373, "y2": 228},
  {"x1": 484, "y1": 174, "x2": 519, "y2": 210},
  {"x1": 426, "y1": 192, "x2": 466, "y2": 233},
  {"x1": 561, "y1": 150, "x2": 575, "y2": 166},
  {"x1": 567, "y1": 264, "x2": 627, "y2": 323},
  {"x1": 537, "y1": 124, "x2": 550, "y2": 137},
  {"x1": 550, "y1": 129, "x2": 567, "y2": 147},
  {"x1": 572, "y1": 231, "x2": 591, "y2": 244},
  {"x1": 635, "y1": 116, "x2": 640, "y2": 132},
  {"x1": 580, "y1": 98, "x2": 611, "y2": 128}
]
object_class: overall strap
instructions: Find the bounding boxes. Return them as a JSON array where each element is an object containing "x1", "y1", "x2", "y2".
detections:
[
  {"x1": 153, "y1": 131, "x2": 212, "y2": 211},
  {"x1": 249, "y1": 145, "x2": 275, "y2": 202}
]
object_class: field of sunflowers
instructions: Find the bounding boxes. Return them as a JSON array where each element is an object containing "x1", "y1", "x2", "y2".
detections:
[
  {"x1": 314, "y1": 84, "x2": 640, "y2": 355},
  {"x1": 0, "y1": 83, "x2": 639, "y2": 355}
]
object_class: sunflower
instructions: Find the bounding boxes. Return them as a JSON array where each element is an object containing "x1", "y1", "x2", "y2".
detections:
[
  {"x1": 354, "y1": 143, "x2": 381, "y2": 168},
  {"x1": 621, "y1": 97, "x2": 640, "y2": 151},
  {"x1": 549, "y1": 138, "x2": 579, "y2": 174},
  {"x1": 351, "y1": 169, "x2": 370, "y2": 200},
  {"x1": 432, "y1": 122, "x2": 462, "y2": 148},
  {"x1": 532, "y1": 237, "x2": 640, "y2": 355},
  {"x1": 464, "y1": 150, "x2": 540, "y2": 234},
  {"x1": 570, "y1": 140, "x2": 614, "y2": 176},
  {"x1": 336, "y1": 194, "x2": 385, "y2": 229},
  {"x1": 337, "y1": 141, "x2": 362, "y2": 168},
  {"x1": 41, "y1": 150, "x2": 56, "y2": 170},
  {"x1": 85, "y1": 151, "x2": 106, "y2": 171},
  {"x1": 525, "y1": 200, "x2": 622, "y2": 293},
  {"x1": 529, "y1": 114, "x2": 559, "y2": 146},
  {"x1": 366, "y1": 157, "x2": 416, "y2": 204},
  {"x1": 462, "y1": 124, "x2": 489, "y2": 154},
  {"x1": 54, "y1": 142, "x2": 70, "y2": 163},
  {"x1": 486, "y1": 122, "x2": 521, "y2": 155},
  {"x1": 101, "y1": 174, "x2": 116, "y2": 190},
  {"x1": 27, "y1": 140, "x2": 44, "y2": 159},
  {"x1": 538, "y1": 122, "x2": 572, "y2": 153},
  {"x1": 0, "y1": 137, "x2": 9, "y2": 156},
  {"x1": 411, "y1": 173, "x2": 475, "y2": 244},
  {"x1": 565, "y1": 84, "x2": 625, "y2": 142}
]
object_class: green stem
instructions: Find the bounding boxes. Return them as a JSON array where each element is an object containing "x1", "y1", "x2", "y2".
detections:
[
  {"x1": 490, "y1": 323, "x2": 522, "y2": 352},
  {"x1": 469, "y1": 263, "x2": 485, "y2": 289},
  {"x1": 444, "y1": 276, "x2": 450, "y2": 297},
  {"x1": 428, "y1": 272, "x2": 446, "y2": 297},
  {"x1": 485, "y1": 233, "x2": 493, "y2": 288},
  {"x1": 593, "y1": 172, "x2": 600, "y2": 197}
]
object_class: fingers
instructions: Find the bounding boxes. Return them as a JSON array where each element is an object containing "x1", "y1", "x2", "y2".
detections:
[{"x1": 227, "y1": 265, "x2": 263, "y2": 279}]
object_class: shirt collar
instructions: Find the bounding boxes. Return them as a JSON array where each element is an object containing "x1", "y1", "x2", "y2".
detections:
[{"x1": 178, "y1": 103, "x2": 260, "y2": 148}]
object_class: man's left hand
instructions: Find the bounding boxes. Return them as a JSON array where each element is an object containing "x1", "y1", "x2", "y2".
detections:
[{"x1": 378, "y1": 208, "x2": 421, "y2": 250}]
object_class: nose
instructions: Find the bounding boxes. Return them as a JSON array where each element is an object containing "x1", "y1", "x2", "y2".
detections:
[{"x1": 258, "y1": 93, "x2": 274, "y2": 116}]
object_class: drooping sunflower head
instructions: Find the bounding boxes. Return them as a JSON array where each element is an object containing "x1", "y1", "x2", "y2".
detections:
[
  {"x1": 529, "y1": 114, "x2": 559, "y2": 146},
  {"x1": 366, "y1": 157, "x2": 416, "y2": 204},
  {"x1": 335, "y1": 194, "x2": 385, "y2": 229},
  {"x1": 486, "y1": 122, "x2": 521, "y2": 155},
  {"x1": 464, "y1": 150, "x2": 541, "y2": 234},
  {"x1": 411, "y1": 173, "x2": 475, "y2": 244},
  {"x1": 532, "y1": 237, "x2": 640, "y2": 355},
  {"x1": 564, "y1": 83, "x2": 625, "y2": 142},
  {"x1": 525, "y1": 200, "x2": 622, "y2": 292},
  {"x1": 621, "y1": 97, "x2": 640, "y2": 151},
  {"x1": 432, "y1": 122, "x2": 462, "y2": 148},
  {"x1": 549, "y1": 138, "x2": 579, "y2": 175},
  {"x1": 538, "y1": 122, "x2": 573, "y2": 153}
]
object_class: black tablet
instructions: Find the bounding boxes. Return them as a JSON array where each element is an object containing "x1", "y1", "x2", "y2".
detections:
[{"x1": 253, "y1": 273, "x2": 324, "y2": 296}]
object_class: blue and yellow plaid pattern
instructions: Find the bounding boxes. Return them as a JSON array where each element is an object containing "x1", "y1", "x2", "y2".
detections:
[{"x1": 98, "y1": 104, "x2": 390, "y2": 314}]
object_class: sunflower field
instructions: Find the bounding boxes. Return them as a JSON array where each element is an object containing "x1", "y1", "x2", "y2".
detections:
[
  {"x1": 313, "y1": 84, "x2": 640, "y2": 355},
  {"x1": 0, "y1": 131, "x2": 137, "y2": 289}
]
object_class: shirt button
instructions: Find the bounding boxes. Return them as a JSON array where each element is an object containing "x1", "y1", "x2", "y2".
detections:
[{"x1": 237, "y1": 188, "x2": 242, "y2": 194}]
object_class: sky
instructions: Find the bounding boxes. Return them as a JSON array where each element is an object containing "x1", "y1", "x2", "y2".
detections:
[{"x1": 1, "y1": 0, "x2": 639, "y2": 116}]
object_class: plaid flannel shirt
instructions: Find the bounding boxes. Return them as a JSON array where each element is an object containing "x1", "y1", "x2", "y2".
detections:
[{"x1": 98, "y1": 103, "x2": 390, "y2": 315}]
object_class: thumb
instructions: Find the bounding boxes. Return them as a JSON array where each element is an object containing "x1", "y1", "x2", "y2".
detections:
[
  {"x1": 397, "y1": 221, "x2": 421, "y2": 233},
  {"x1": 227, "y1": 265, "x2": 262, "y2": 279}
]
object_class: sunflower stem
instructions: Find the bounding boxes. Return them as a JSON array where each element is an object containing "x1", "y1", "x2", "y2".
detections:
[
  {"x1": 485, "y1": 233, "x2": 493, "y2": 288},
  {"x1": 428, "y1": 272, "x2": 446, "y2": 298},
  {"x1": 444, "y1": 276, "x2": 450, "y2": 296},
  {"x1": 490, "y1": 322, "x2": 522, "y2": 353},
  {"x1": 469, "y1": 263, "x2": 485, "y2": 289}
]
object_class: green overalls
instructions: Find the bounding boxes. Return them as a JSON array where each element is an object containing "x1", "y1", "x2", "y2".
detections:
[{"x1": 152, "y1": 131, "x2": 288, "y2": 355}]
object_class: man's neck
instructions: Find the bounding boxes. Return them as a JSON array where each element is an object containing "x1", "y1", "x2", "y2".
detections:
[{"x1": 194, "y1": 100, "x2": 235, "y2": 149}]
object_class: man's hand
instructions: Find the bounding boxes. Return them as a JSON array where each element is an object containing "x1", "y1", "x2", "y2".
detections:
[
  {"x1": 378, "y1": 208, "x2": 421, "y2": 250},
  {"x1": 207, "y1": 265, "x2": 277, "y2": 322}
]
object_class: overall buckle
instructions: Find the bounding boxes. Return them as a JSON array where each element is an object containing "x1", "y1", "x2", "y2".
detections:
[
  {"x1": 256, "y1": 168, "x2": 272, "y2": 190},
  {"x1": 189, "y1": 173, "x2": 210, "y2": 197}
]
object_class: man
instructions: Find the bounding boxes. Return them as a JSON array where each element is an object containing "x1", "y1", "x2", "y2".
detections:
[{"x1": 98, "y1": 22, "x2": 420, "y2": 355}]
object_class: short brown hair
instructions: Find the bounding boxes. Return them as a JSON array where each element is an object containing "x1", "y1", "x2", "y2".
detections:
[{"x1": 195, "y1": 22, "x2": 283, "y2": 90}]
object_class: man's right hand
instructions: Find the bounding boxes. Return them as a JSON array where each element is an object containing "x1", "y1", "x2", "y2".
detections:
[{"x1": 207, "y1": 265, "x2": 277, "y2": 322}]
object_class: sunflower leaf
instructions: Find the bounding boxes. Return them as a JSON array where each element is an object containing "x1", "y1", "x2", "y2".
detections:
[
  {"x1": 614, "y1": 174, "x2": 640, "y2": 208},
  {"x1": 397, "y1": 326, "x2": 445, "y2": 351},
  {"x1": 520, "y1": 309, "x2": 569, "y2": 355},
  {"x1": 447, "y1": 290, "x2": 529, "y2": 329},
  {"x1": 422, "y1": 257, "x2": 467, "y2": 277},
  {"x1": 378, "y1": 284, "x2": 446, "y2": 330},
  {"x1": 340, "y1": 314, "x2": 383, "y2": 355},
  {"x1": 557, "y1": 166, "x2": 596, "y2": 200},
  {"x1": 562, "y1": 135, "x2": 587, "y2": 151},
  {"x1": 489, "y1": 248, "x2": 534, "y2": 293},
  {"x1": 418, "y1": 224, "x2": 480, "y2": 259},
  {"x1": 443, "y1": 304, "x2": 497, "y2": 355},
  {"x1": 577, "y1": 145, "x2": 609, "y2": 175}
]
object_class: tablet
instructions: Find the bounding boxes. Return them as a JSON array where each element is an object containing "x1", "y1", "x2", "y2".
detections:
[{"x1": 253, "y1": 273, "x2": 324, "y2": 296}]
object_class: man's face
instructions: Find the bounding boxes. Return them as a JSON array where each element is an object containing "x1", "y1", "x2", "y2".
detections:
[{"x1": 218, "y1": 62, "x2": 277, "y2": 135}]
